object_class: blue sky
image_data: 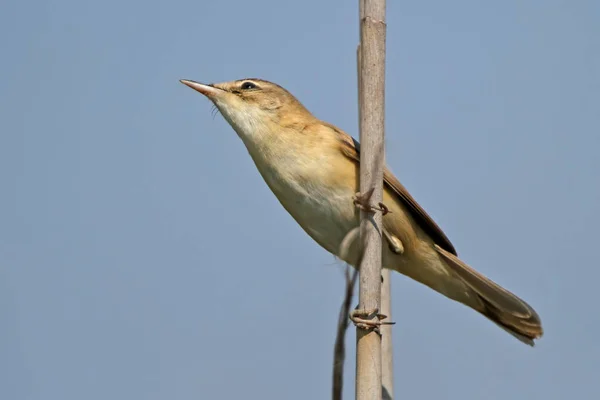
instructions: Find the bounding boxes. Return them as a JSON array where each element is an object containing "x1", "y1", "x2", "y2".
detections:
[{"x1": 1, "y1": 1, "x2": 599, "y2": 399}]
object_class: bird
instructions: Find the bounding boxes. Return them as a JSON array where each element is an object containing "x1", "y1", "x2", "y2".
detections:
[{"x1": 180, "y1": 77, "x2": 543, "y2": 345}]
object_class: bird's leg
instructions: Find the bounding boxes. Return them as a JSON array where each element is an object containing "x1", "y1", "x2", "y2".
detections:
[
  {"x1": 383, "y1": 229, "x2": 404, "y2": 254},
  {"x1": 350, "y1": 306, "x2": 395, "y2": 333},
  {"x1": 351, "y1": 189, "x2": 394, "y2": 331},
  {"x1": 353, "y1": 187, "x2": 391, "y2": 215}
]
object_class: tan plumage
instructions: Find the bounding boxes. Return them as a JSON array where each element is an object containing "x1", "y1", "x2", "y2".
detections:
[{"x1": 180, "y1": 77, "x2": 543, "y2": 345}]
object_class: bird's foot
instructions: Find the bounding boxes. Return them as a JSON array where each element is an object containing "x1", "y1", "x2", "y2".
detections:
[
  {"x1": 350, "y1": 306, "x2": 395, "y2": 333},
  {"x1": 353, "y1": 188, "x2": 391, "y2": 215}
]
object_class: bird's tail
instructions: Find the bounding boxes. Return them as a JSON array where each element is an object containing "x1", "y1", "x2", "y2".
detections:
[{"x1": 434, "y1": 245, "x2": 543, "y2": 346}]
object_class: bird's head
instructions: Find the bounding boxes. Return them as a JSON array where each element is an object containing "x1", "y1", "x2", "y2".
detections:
[{"x1": 180, "y1": 78, "x2": 315, "y2": 144}]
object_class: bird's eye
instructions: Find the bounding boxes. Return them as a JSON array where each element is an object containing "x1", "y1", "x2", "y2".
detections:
[{"x1": 241, "y1": 81, "x2": 258, "y2": 90}]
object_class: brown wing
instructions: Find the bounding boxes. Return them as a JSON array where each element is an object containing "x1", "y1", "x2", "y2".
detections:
[{"x1": 328, "y1": 123, "x2": 457, "y2": 255}]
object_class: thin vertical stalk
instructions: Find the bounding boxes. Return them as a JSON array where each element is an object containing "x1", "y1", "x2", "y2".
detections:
[
  {"x1": 380, "y1": 269, "x2": 393, "y2": 399},
  {"x1": 356, "y1": 1, "x2": 387, "y2": 400}
]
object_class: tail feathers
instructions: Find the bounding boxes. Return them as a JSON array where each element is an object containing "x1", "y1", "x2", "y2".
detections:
[
  {"x1": 481, "y1": 300, "x2": 540, "y2": 346},
  {"x1": 434, "y1": 245, "x2": 543, "y2": 345}
]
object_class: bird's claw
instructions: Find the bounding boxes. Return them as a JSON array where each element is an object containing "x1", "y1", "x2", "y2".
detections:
[
  {"x1": 353, "y1": 188, "x2": 391, "y2": 215},
  {"x1": 350, "y1": 306, "x2": 395, "y2": 333}
]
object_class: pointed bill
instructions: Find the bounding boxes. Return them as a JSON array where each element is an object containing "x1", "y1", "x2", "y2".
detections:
[{"x1": 179, "y1": 79, "x2": 223, "y2": 98}]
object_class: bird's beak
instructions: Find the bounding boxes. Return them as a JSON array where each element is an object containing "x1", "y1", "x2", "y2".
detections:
[{"x1": 179, "y1": 79, "x2": 223, "y2": 98}]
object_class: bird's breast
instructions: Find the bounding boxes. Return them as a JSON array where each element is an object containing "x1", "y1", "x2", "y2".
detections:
[{"x1": 249, "y1": 145, "x2": 359, "y2": 258}]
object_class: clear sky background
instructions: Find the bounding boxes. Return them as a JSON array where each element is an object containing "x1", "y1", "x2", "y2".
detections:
[{"x1": 1, "y1": 1, "x2": 599, "y2": 399}]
